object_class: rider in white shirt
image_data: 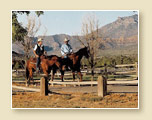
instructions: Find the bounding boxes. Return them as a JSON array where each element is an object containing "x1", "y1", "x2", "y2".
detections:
[
  {"x1": 61, "y1": 38, "x2": 73, "y2": 70},
  {"x1": 61, "y1": 38, "x2": 73, "y2": 58}
]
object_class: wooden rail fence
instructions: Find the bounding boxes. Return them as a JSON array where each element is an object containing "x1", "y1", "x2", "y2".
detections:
[
  {"x1": 12, "y1": 75, "x2": 138, "y2": 97},
  {"x1": 12, "y1": 77, "x2": 49, "y2": 96},
  {"x1": 113, "y1": 62, "x2": 138, "y2": 80},
  {"x1": 12, "y1": 76, "x2": 107, "y2": 97},
  {"x1": 12, "y1": 62, "x2": 138, "y2": 86},
  {"x1": 12, "y1": 62, "x2": 138, "y2": 97}
]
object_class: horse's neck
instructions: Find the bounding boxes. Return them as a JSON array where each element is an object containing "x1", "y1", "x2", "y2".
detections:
[
  {"x1": 78, "y1": 54, "x2": 83, "y2": 61},
  {"x1": 76, "y1": 51, "x2": 85, "y2": 60}
]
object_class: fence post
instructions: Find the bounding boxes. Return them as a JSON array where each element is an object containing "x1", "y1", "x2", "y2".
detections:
[
  {"x1": 104, "y1": 76, "x2": 107, "y2": 95},
  {"x1": 135, "y1": 62, "x2": 138, "y2": 79},
  {"x1": 40, "y1": 77, "x2": 48, "y2": 96},
  {"x1": 98, "y1": 76, "x2": 107, "y2": 97},
  {"x1": 51, "y1": 70, "x2": 53, "y2": 81},
  {"x1": 104, "y1": 63, "x2": 108, "y2": 80},
  {"x1": 51, "y1": 70, "x2": 54, "y2": 86}
]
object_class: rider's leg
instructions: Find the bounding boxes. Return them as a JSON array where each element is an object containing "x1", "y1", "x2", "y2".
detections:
[
  {"x1": 62, "y1": 57, "x2": 68, "y2": 71},
  {"x1": 65, "y1": 57, "x2": 71, "y2": 71},
  {"x1": 36, "y1": 57, "x2": 40, "y2": 72},
  {"x1": 77, "y1": 68, "x2": 82, "y2": 82}
]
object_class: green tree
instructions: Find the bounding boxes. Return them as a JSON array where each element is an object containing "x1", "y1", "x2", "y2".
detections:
[{"x1": 12, "y1": 11, "x2": 43, "y2": 43}]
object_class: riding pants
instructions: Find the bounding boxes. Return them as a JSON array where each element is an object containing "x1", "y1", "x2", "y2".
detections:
[{"x1": 36, "y1": 56, "x2": 41, "y2": 70}]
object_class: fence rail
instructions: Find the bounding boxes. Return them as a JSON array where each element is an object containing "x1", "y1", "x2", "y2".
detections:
[
  {"x1": 12, "y1": 62, "x2": 138, "y2": 84},
  {"x1": 113, "y1": 62, "x2": 138, "y2": 80},
  {"x1": 115, "y1": 64, "x2": 136, "y2": 67}
]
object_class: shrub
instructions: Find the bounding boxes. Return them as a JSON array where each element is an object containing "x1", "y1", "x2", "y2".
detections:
[{"x1": 14, "y1": 62, "x2": 20, "y2": 70}]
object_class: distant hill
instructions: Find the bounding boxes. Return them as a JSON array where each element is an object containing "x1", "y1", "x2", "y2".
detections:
[
  {"x1": 12, "y1": 14, "x2": 138, "y2": 57},
  {"x1": 99, "y1": 14, "x2": 138, "y2": 38},
  {"x1": 98, "y1": 14, "x2": 138, "y2": 49}
]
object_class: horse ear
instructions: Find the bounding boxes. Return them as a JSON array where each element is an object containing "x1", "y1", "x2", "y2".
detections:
[
  {"x1": 87, "y1": 46, "x2": 89, "y2": 50},
  {"x1": 84, "y1": 46, "x2": 87, "y2": 49},
  {"x1": 87, "y1": 46, "x2": 90, "y2": 53}
]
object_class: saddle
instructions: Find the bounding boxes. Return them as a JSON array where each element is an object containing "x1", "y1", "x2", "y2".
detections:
[{"x1": 62, "y1": 53, "x2": 78, "y2": 65}]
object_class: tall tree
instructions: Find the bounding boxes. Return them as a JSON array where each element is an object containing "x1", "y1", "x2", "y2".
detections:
[
  {"x1": 12, "y1": 11, "x2": 44, "y2": 61},
  {"x1": 78, "y1": 14, "x2": 103, "y2": 81},
  {"x1": 23, "y1": 16, "x2": 42, "y2": 59}
]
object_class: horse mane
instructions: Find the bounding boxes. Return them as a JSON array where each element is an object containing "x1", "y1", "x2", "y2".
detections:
[
  {"x1": 46, "y1": 55, "x2": 59, "y2": 59},
  {"x1": 75, "y1": 47, "x2": 87, "y2": 55}
]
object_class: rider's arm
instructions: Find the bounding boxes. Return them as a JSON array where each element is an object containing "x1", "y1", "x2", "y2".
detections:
[
  {"x1": 33, "y1": 45, "x2": 39, "y2": 57},
  {"x1": 33, "y1": 50, "x2": 38, "y2": 58},
  {"x1": 70, "y1": 49, "x2": 73, "y2": 53},
  {"x1": 61, "y1": 45, "x2": 65, "y2": 55}
]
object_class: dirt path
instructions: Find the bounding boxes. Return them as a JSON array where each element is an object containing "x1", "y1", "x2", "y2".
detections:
[
  {"x1": 12, "y1": 82, "x2": 138, "y2": 93},
  {"x1": 48, "y1": 85, "x2": 138, "y2": 93}
]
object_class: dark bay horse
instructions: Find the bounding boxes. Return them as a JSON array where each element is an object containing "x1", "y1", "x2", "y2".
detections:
[{"x1": 54, "y1": 47, "x2": 90, "y2": 82}]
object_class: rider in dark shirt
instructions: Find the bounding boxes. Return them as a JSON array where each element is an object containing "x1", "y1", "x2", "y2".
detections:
[{"x1": 33, "y1": 38, "x2": 44, "y2": 73}]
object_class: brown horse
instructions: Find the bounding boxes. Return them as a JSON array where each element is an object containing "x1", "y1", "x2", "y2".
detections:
[
  {"x1": 40, "y1": 55, "x2": 62, "y2": 80},
  {"x1": 52, "y1": 47, "x2": 90, "y2": 82},
  {"x1": 25, "y1": 57, "x2": 36, "y2": 86},
  {"x1": 25, "y1": 55, "x2": 61, "y2": 86}
]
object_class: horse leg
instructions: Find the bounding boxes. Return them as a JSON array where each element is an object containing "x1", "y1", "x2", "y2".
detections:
[
  {"x1": 26, "y1": 77, "x2": 30, "y2": 87},
  {"x1": 60, "y1": 70, "x2": 64, "y2": 82},
  {"x1": 25, "y1": 67, "x2": 29, "y2": 87},
  {"x1": 78, "y1": 71, "x2": 82, "y2": 82},
  {"x1": 25, "y1": 76, "x2": 29, "y2": 87},
  {"x1": 27, "y1": 68, "x2": 33, "y2": 86},
  {"x1": 51, "y1": 69, "x2": 56, "y2": 81},
  {"x1": 31, "y1": 74, "x2": 35, "y2": 86},
  {"x1": 72, "y1": 71, "x2": 75, "y2": 81}
]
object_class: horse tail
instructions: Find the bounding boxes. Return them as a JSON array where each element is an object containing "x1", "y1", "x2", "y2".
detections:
[{"x1": 26, "y1": 67, "x2": 29, "y2": 80}]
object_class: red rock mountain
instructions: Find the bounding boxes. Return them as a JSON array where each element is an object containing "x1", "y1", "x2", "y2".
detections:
[{"x1": 12, "y1": 14, "x2": 138, "y2": 56}]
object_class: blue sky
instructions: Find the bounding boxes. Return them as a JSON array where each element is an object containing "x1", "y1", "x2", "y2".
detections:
[{"x1": 17, "y1": 10, "x2": 137, "y2": 36}]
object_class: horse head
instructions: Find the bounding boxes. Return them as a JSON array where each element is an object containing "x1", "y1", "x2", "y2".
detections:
[{"x1": 82, "y1": 46, "x2": 90, "y2": 59}]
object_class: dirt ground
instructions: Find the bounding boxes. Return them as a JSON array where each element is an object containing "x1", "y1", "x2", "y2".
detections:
[{"x1": 12, "y1": 84, "x2": 138, "y2": 108}]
